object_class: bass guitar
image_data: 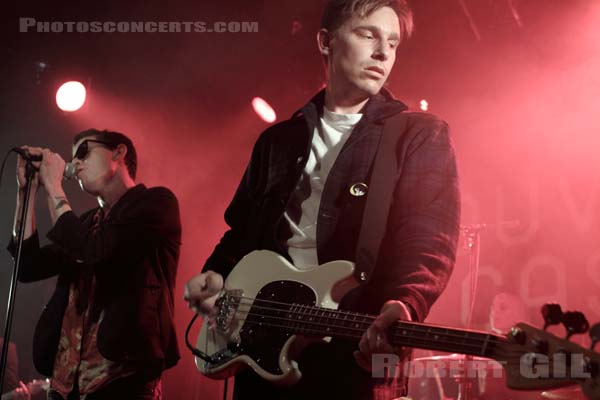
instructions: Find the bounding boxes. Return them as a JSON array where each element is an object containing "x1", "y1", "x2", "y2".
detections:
[{"x1": 194, "y1": 250, "x2": 600, "y2": 399}]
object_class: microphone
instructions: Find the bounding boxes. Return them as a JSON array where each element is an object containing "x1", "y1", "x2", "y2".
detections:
[
  {"x1": 12, "y1": 147, "x2": 77, "y2": 180},
  {"x1": 64, "y1": 163, "x2": 77, "y2": 180},
  {"x1": 12, "y1": 147, "x2": 42, "y2": 161}
]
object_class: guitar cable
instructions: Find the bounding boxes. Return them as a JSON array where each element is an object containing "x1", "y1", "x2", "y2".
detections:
[
  {"x1": 185, "y1": 314, "x2": 230, "y2": 400},
  {"x1": 185, "y1": 314, "x2": 216, "y2": 363}
]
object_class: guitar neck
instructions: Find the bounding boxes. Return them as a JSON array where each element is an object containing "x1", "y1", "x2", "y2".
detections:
[
  {"x1": 283, "y1": 304, "x2": 506, "y2": 358},
  {"x1": 390, "y1": 320, "x2": 506, "y2": 358}
]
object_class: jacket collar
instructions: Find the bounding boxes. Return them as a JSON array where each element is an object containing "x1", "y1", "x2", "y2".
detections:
[
  {"x1": 102, "y1": 183, "x2": 146, "y2": 222},
  {"x1": 293, "y1": 87, "x2": 408, "y2": 127}
]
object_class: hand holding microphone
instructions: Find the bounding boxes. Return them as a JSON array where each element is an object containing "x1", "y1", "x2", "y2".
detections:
[
  {"x1": 14, "y1": 147, "x2": 76, "y2": 179},
  {"x1": 14, "y1": 147, "x2": 76, "y2": 194},
  {"x1": 14, "y1": 146, "x2": 42, "y2": 193}
]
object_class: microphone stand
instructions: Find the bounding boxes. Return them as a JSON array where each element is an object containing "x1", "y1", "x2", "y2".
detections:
[
  {"x1": 0, "y1": 158, "x2": 36, "y2": 393},
  {"x1": 455, "y1": 220, "x2": 519, "y2": 400},
  {"x1": 454, "y1": 220, "x2": 520, "y2": 400},
  {"x1": 456, "y1": 223, "x2": 485, "y2": 400}
]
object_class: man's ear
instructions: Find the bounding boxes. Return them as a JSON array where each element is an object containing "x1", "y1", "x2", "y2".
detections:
[
  {"x1": 317, "y1": 29, "x2": 332, "y2": 56},
  {"x1": 113, "y1": 143, "x2": 127, "y2": 161}
]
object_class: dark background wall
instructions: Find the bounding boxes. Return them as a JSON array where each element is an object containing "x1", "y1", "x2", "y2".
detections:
[{"x1": 2, "y1": 1, "x2": 600, "y2": 398}]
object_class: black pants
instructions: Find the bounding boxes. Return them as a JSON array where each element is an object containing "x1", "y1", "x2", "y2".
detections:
[
  {"x1": 47, "y1": 373, "x2": 162, "y2": 400},
  {"x1": 232, "y1": 341, "x2": 408, "y2": 400}
]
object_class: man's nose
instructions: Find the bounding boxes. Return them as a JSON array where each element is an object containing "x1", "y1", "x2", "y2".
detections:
[{"x1": 373, "y1": 42, "x2": 390, "y2": 61}]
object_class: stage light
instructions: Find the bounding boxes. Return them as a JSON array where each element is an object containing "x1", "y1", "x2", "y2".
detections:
[
  {"x1": 420, "y1": 99, "x2": 429, "y2": 112},
  {"x1": 56, "y1": 81, "x2": 86, "y2": 112},
  {"x1": 252, "y1": 97, "x2": 276, "y2": 123}
]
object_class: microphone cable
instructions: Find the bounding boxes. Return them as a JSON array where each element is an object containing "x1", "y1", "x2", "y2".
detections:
[{"x1": 0, "y1": 148, "x2": 41, "y2": 191}]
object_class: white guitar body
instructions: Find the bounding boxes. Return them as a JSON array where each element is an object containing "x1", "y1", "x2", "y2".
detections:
[{"x1": 195, "y1": 250, "x2": 358, "y2": 386}]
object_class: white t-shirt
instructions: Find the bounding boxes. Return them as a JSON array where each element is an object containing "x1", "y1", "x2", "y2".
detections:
[{"x1": 284, "y1": 107, "x2": 363, "y2": 269}]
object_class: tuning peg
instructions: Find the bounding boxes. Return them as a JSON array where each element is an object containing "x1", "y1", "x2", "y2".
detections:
[
  {"x1": 541, "y1": 303, "x2": 563, "y2": 331},
  {"x1": 589, "y1": 323, "x2": 600, "y2": 350},
  {"x1": 562, "y1": 311, "x2": 589, "y2": 339}
]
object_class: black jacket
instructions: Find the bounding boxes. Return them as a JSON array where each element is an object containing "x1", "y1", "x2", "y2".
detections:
[
  {"x1": 203, "y1": 89, "x2": 460, "y2": 321},
  {"x1": 10, "y1": 184, "x2": 181, "y2": 376},
  {"x1": 202, "y1": 90, "x2": 460, "y2": 399}
]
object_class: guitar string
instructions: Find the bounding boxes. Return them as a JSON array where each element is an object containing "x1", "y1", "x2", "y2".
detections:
[
  {"x1": 229, "y1": 297, "x2": 507, "y2": 346},
  {"x1": 225, "y1": 293, "x2": 381, "y2": 321},
  {"x1": 229, "y1": 307, "x2": 495, "y2": 354},
  {"x1": 214, "y1": 301, "x2": 507, "y2": 355},
  {"x1": 219, "y1": 296, "x2": 507, "y2": 347},
  {"x1": 202, "y1": 316, "x2": 574, "y2": 380},
  {"x1": 208, "y1": 316, "x2": 564, "y2": 372},
  {"x1": 227, "y1": 293, "x2": 507, "y2": 338},
  {"x1": 219, "y1": 315, "x2": 503, "y2": 358}
]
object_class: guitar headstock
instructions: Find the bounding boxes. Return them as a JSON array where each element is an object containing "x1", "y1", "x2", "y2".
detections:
[{"x1": 492, "y1": 305, "x2": 600, "y2": 399}]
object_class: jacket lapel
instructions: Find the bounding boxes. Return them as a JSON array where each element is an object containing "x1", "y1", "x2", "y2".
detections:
[{"x1": 311, "y1": 89, "x2": 408, "y2": 259}]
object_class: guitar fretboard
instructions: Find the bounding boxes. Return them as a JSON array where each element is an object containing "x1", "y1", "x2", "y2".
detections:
[{"x1": 246, "y1": 302, "x2": 505, "y2": 358}]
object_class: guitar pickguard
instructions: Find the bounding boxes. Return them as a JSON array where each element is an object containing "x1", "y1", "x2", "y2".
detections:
[
  {"x1": 196, "y1": 250, "x2": 357, "y2": 385},
  {"x1": 237, "y1": 280, "x2": 316, "y2": 375}
]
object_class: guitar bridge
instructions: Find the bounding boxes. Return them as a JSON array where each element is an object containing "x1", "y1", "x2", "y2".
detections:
[{"x1": 215, "y1": 289, "x2": 243, "y2": 333}]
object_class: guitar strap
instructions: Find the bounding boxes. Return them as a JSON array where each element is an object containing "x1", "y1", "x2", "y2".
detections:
[{"x1": 354, "y1": 111, "x2": 409, "y2": 284}]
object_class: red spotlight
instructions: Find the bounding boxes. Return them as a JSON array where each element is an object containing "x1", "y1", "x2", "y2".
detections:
[
  {"x1": 252, "y1": 97, "x2": 276, "y2": 123},
  {"x1": 56, "y1": 81, "x2": 86, "y2": 112},
  {"x1": 419, "y1": 99, "x2": 429, "y2": 112}
]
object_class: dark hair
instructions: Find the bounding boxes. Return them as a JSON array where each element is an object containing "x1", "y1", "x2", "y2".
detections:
[
  {"x1": 320, "y1": 0, "x2": 414, "y2": 40},
  {"x1": 73, "y1": 129, "x2": 138, "y2": 179}
]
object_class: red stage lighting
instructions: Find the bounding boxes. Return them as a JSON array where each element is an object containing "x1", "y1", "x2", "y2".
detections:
[
  {"x1": 420, "y1": 99, "x2": 429, "y2": 112},
  {"x1": 251, "y1": 97, "x2": 276, "y2": 123},
  {"x1": 56, "y1": 81, "x2": 86, "y2": 112}
]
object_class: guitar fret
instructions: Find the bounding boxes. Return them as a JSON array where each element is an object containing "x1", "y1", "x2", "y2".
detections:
[
  {"x1": 289, "y1": 304, "x2": 298, "y2": 333},
  {"x1": 263, "y1": 302, "x2": 499, "y2": 356},
  {"x1": 299, "y1": 304, "x2": 307, "y2": 332},
  {"x1": 325, "y1": 309, "x2": 333, "y2": 334},
  {"x1": 248, "y1": 299, "x2": 502, "y2": 358},
  {"x1": 353, "y1": 313, "x2": 361, "y2": 330},
  {"x1": 393, "y1": 322, "x2": 494, "y2": 356}
]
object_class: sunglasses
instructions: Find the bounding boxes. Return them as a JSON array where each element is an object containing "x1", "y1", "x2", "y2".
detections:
[{"x1": 72, "y1": 139, "x2": 115, "y2": 162}]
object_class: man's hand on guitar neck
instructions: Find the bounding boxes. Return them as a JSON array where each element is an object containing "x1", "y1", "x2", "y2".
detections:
[
  {"x1": 353, "y1": 300, "x2": 412, "y2": 372},
  {"x1": 184, "y1": 271, "x2": 224, "y2": 323}
]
